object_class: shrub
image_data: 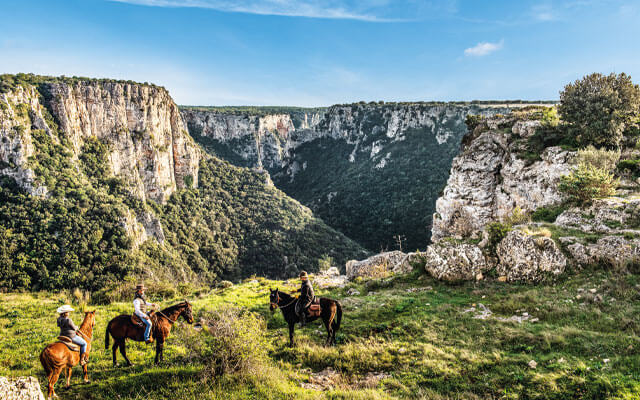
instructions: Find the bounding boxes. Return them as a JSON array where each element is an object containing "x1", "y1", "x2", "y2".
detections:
[
  {"x1": 575, "y1": 145, "x2": 620, "y2": 172},
  {"x1": 197, "y1": 306, "x2": 270, "y2": 378},
  {"x1": 486, "y1": 222, "x2": 512, "y2": 257},
  {"x1": 541, "y1": 107, "x2": 559, "y2": 127},
  {"x1": 558, "y1": 73, "x2": 640, "y2": 148},
  {"x1": 531, "y1": 205, "x2": 567, "y2": 223},
  {"x1": 617, "y1": 158, "x2": 640, "y2": 178},
  {"x1": 502, "y1": 206, "x2": 530, "y2": 226},
  {"x1": 318, "y1": 254, "x2": 334, "y2": 273},
  {"x1": 559, "y1": 163, "x2": 619, "y2": 204},
  {"x1": 465, "y1": 114, "x2": 485, "y2": 131}
]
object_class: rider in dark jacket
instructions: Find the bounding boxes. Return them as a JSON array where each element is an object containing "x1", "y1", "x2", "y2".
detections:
[{"x1": 293, "y1": 271, "x2": 314, "y2": 326}]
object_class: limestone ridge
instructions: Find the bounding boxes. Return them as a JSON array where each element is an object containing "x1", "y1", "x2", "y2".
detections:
[{"x1": 183, "y1": 103, "x2": 516, "y2": 250}]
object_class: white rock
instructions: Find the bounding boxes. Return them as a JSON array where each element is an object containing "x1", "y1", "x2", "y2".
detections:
[
  {"x1": 496, "y1": 230, "x2": 567, "y2": 282},
  {"x1": 423, "y1": 242, "x2": 492, "y2": 282}
]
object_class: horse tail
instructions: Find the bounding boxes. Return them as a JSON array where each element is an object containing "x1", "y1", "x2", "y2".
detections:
[
  {"x1": 105, "y1": 320, "x2": 111, "y2": 350},
  {"x1": 334, "y1": 301, "x2": 342, "y2": 332},
  {"x1": 39, "y1": 347, "x2": 52, "y2": 376}
]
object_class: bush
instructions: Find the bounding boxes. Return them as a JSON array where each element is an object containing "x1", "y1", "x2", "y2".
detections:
[
  {"x1": 197, "y1": 306, "x2": 270, "y2": 378},
  {"x1": 617, "y1": 158, "x2": 640, "y2": 178},
  {"x1": 465, "y1": 114, "x2": 485, "y2": 131},
  {"x1": 559, "y1": 163, "x2": 619, "y2": 204},
  {"x1": 486, "y1": 222, "x2": 512, "y2": 257},
  {"x1": 558, "y1": 73, "x2": 640, "y2": 148},
  {"x1": 502, "y1": 206, "x2": 530, "y2": 226},
  {"x1": 531, "y1": 205, "x2": 567, "y2": 223},
  {"x1": 575, "y1": 145, "x2": 620, "y2": 172}
]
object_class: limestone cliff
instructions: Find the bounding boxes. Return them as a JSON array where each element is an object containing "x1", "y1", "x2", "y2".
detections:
[{"x1": 183, "y1": 103, "x2": 515, "y2": 250}]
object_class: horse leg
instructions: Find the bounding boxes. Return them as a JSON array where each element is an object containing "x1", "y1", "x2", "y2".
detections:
[
  {"x1": 119, "y1": 341, "x2": 132, "y2": 366},
  {"x1": 48, "y1": 367, "x2": 62, "y2": 399},
  {"x1": 288, "y1": 323, "x2": 295, "y2": 347},
  {"x1": 82, "y1": 363, "x2": 90, "y2": 383},
  {"x1": 65, "y1": 367, "x2": 72, "y2": 388},
  {"x1": 154, "y1": 340, "x2": 164, "y2": 365},
  {"x1": 112, "y1": 340, "x2": 119, "y2": 367}
]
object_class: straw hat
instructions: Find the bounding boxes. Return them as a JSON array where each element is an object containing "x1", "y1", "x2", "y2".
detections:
[
  {"x1": 57, "y1": 305, "x2": 74, "y2": 314},
  {"x1": 136, "y1": 284, "x2": 145, "y2": 290}
]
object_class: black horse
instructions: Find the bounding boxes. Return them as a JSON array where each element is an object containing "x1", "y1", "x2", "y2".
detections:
[{"x1": 269, "y1": 288, "x2": 342, "y2": 347}]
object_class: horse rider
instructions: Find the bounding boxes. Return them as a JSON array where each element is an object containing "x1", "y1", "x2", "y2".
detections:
[
  {"x1": 56, "y1": 305, "x2": 88, "y2": 365},
  {"x1": 133, "y1": 284, "x2": 157, "y2": 344},
  {"x1": 292, "y1": 271, "x2": 315, "y2": 326}
]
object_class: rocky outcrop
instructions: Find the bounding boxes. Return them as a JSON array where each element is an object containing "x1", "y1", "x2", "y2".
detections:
[
  {"x1": 555, "y1": 198, "x2": 640, "y2": 233},
  {"x1": 45, "y1": 81, "x2": 201, "y2": 202},
  {"x1": 423, "y1": 242, "x2": 490, "y2": 281},
  {"x1": 432, "y1": 118, "x2": 574, "y2": 241},
  {"x1": 0, "y1": 376, "x2": 44, "y2": 400},
  {"x1": 496, "y1": 230, "x2": 567, "y2": 282},
  {"x1": 561, "y1": 236, "x2": 640, "y2": 267},
  {"x1": 346, "y1": 251, "x2": 417, "y2": 280}
]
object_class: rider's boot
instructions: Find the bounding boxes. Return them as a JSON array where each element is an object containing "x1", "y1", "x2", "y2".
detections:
[
  {"x1": 79, "y1": 353, "x2": 87, "y2": 366},
  {"x1": 300, "y1": 312, "x2": 307, "y2": 327}
]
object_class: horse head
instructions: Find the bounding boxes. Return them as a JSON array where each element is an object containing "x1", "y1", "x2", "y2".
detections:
[
  {"x1": 181, "y1": 301, "x2": 194, "y2": 324},
  {"x1": 269, "y1": 288, "x2": 279, "y2": 312}
]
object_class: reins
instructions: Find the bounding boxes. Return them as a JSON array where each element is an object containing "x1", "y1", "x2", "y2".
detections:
[
  {"x1": 272, "y1": 293, "x2": 297, "y2": 309},
  {"x1": 156, "y1": 309, "x2": 178, "y2": 324}
]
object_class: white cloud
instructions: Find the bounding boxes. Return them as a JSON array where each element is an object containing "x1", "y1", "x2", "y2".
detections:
[
  {"x1": 532, "y1": 4, "x2": 556, "y2": 21},
  {"x1": 464, "y1": 40, "x2": 504, "y2": 57},
  {"x1": 108, "y1": 0, "x2": 405, "y2": 22}
]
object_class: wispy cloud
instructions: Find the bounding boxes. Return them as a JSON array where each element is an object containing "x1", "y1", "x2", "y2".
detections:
[
  {"x1": 464, "y1": 40, "x2": 504, "y2": 57},
  {"x1": 108, "y1": 0, "x2": 407, "y2": 22},
  {"x1": 531, "y1": 3, "x2": 556, "y2": 21}
]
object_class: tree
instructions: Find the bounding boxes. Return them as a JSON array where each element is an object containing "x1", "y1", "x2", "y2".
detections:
[{"x1": 558, "y1": 73, "x2": 640, "y2": 148}]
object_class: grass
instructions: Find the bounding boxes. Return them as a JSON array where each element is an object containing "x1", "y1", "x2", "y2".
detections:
[{"x1": 1, "y1": 270, "x2": 640, "y2": 399}]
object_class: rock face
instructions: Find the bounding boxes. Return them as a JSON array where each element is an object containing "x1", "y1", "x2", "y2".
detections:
[
  {"x1": 432, "y1": 120, "x2": 574, "y2": 241},
  {"x1": 0, "y1": 376, "x2": 44, "y2": 400},
  {"x1": 346, "y1": 251, "x2": 417, "y2": 280},
  {"x1": 423, "y1": 242, "x2": 490, "y2": 282},
  {"x1": 46, "y1": 81, "x2": 201, "y2": 202},
  {"x1": 0, "y1": 86, "x2": 50, "y2": 196},
  {"x1": 496, "y1": 230, "x2": 567, "y2": 282}
]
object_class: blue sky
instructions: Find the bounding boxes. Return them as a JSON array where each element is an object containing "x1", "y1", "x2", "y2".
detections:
[{"x1": 1, "y1": 0, "x2": 639, "y2": 106}]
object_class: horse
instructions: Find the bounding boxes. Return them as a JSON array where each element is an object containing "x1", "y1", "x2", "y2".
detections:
[
  {"x1": 105, "y1": 301, "x2": 193, "y2": 366},
  {"x1": 269, "y1": 288, "x2": 342, "y2": 347},
  {"x1": 40, "y1": 310, "x2": 96, "y2": 400}
]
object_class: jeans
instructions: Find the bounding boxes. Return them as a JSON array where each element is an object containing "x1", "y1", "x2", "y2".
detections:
[
  {"x1": 71, "y1": 336, "x2": 87, "y2": 354},
  {"x1": 141, "y1": 317, "x2": 152, "y2": 340}
]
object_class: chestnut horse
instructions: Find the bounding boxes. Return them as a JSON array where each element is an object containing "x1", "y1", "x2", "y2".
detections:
[
  {"x1": 269, "y1": 289, "x2": 342, "y2": 347},
  {"x1": 105, "y1": 301, "x2": 193, "y2": 366},
  {"x1": 40, "y1": 310, "x2": 96, "y2": 400}
]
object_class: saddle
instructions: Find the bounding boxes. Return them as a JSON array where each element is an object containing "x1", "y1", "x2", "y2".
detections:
[
  {"x1": 131, "y1": 313, "x2": 144, "y2": 327},
  {"x1": 307, "y1": 298, "x2": 321, "y2": 318},
  {"x1": 56, "y1": 336, "x2": 80, "y2": 352}
]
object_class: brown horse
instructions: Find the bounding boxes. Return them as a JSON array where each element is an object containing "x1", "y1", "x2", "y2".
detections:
[
  {"x1": 269, "y1": 289, "x2": 342, "y2": 347},
  {"x1": 40, "y1": 310, "x2": 96, "y2": 400},
  {"x1": 105, "y1": 301, "x2": 193, "y2": 366}
]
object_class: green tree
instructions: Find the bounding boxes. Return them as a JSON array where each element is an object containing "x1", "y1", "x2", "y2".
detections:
[
  {"x1": 558, "y1": 73, "x2": 640, "y2": 148},
  {"x1": 559, "y1": 163, "x2": 619, "y2": 204}
]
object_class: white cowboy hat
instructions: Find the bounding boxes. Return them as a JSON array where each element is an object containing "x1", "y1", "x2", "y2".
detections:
[{"x1": 56, "y1": 305, "x2": 74, "y2": 314}]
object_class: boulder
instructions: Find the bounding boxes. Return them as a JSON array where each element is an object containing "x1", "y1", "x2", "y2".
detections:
[
  {"x1": 563, "y1": 235, "x2": 640, "y2": 267},
  {"x1": 0, "y1": 376, "x2": 45, "y2": 400},
  {"x1": 512, "y1": 120, "x2": 542, "y2": 138},
  {"x1": 496, "y1": 230, "x2": 567, "y2": 282},
  {"x1": 345, "y1": 251, "x2": 417, "y2": 280},
  {"x1": 423, "y1": 242, "x2": 491, "y2": 282},
  {"x1": 313, "y1": 267, "x2": 348, "y2": 289}
]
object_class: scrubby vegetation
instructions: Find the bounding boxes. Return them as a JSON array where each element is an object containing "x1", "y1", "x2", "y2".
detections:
[
  {"x1": 1, "y1": 269, "x2": 639, "y2": 399},
  {"x1": 559, "y1": 163, "x2": 619, "y2": 205}
]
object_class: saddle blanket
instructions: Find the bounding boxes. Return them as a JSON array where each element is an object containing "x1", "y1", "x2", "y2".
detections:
[{"x1": 56, "y1": 336, "x2": 80, "y2": 352}]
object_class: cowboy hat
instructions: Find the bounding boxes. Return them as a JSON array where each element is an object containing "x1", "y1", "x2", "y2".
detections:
[
  {"x1": 299, "y1": 271, "x2": 308, "y2": 279},
  {"x1": 57, "y1": 305, "x2": 74, "y2": 314},
  {"x1": 135, "y1": 283, "x2": 145, "y2": 290}
]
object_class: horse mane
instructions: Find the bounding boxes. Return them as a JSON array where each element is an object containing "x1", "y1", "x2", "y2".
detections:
[
  {"x1": 78, "y1": 311, "x2": 95, "y2": 336},
  {"x1": 160, "y1": 301, "x2": 188, "y2": 315},
  {"x1": 276, "y1": 290, "x2": 294, "y2": 301}
]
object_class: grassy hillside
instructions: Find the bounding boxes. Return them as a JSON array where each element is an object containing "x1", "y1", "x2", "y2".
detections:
[{"x1": 2, "y1": 267, "x2": 639, "y2": 399}]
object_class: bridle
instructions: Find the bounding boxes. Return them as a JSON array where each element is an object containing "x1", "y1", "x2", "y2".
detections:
[
  {"x1": 156, "y1": 304, "x2": 192, "y2": 325},
  {"x1": 271, "y1": 292, "x2": 297, "y2": 309}
]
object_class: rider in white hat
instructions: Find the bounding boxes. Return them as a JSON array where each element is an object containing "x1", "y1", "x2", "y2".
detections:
[{"x1": 57, "y1": 305, "x2": 87, "y2": 365}]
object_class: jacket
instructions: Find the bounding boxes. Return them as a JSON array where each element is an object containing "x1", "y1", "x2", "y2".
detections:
[
  {"x1": 57, "y1": 316, "x2": 78, "y2": 338},
  {"x1": 297, "y1": 280, "x2": 315, "y2": 308}
]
